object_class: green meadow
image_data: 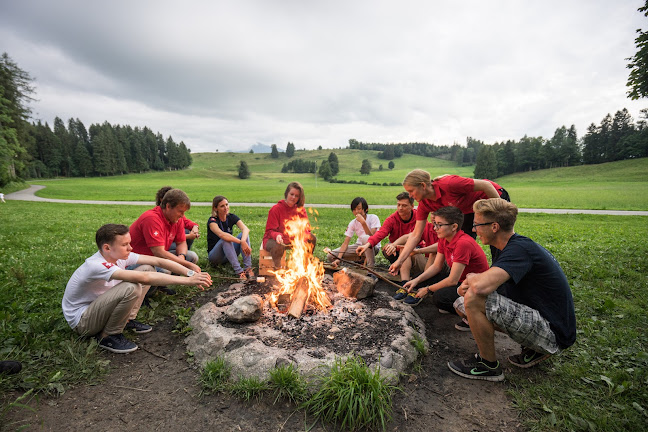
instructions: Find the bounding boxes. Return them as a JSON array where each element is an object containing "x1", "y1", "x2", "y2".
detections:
[
  {"x1": 23, "y1": 151, "x2": 648, "y2": 210},
  {"x1": 1, "y1": 156, "x2": 648, "y2": 430}
]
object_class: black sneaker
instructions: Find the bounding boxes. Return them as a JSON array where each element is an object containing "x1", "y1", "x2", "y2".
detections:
[
  {"x1": 455, "y1": 319, "x2": 471, "y2": 332},
  {"x1": 508, "y1": 347, "x2": 551, "y2": 369},
  {"x1": 98, "y1": 334, "x2": 138, "y2": 354},
  {"x1": 448, "y1": 353, "x2": 504, "y2": 382},
  {"x1": 125, "y1": 319, "x2": 152, "y2": 334},
  {"x1": 0, "y1": 360, "x2": 22, "y2": 375}
]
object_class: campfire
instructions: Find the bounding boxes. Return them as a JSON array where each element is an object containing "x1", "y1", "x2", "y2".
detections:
[{"x1": 269, "y1": 216, "x2": 332, "y2": 318}]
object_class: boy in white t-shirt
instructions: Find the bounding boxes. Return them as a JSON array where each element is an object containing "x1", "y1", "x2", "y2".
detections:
[
  {"x1": 327, "y1": 197, "x2": 381, "y2": 268},
  {"x1": 63, "y1": 224, "x2": 212, "y2": 354}
]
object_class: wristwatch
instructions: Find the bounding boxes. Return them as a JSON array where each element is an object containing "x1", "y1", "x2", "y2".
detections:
[{"x1": 187, "y1": 270, "x2": 195, "y2": 277}]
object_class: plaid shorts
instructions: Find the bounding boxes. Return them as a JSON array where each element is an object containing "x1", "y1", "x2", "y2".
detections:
[{"x1": 454, "y1": 292, "x2": 560, "y2": 355}]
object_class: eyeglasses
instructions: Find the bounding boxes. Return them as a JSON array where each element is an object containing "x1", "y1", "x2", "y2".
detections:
[
  {"x1": 472, "y1": 221, "x2": 495, "y2": 228},
  {"x1": 433, "y1": 222, "x2": 453, "y2": 229}
]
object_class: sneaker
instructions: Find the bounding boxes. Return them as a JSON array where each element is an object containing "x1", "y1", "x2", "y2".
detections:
[
  {"x1": 448, "y1": 353, "x2": 504, "y2": 382},
  {"x1": 403, "y1": 293, "x2": 423, "y2": 306},
  {"x1": 98, "y1": 334, "x2": 138, "y2": 354},
  {"x1": 393, "y1": 288, "x2": 408, "y2": 301},
  {"x1": 455, "y1": 318, "x2": 471, "y2": 332},
  {"x1": 508, "y1": 347, "x2": 552, "y2": 369},
  {"x1": 0, "y1": 360, "x2": 22, "y2": 375},
  {"x1": 157, "y1": 286, "x2": 176, "y2": 295},
  {"x1": 125, "y1": 319, "x2": 152, "y2": 334},
  {"x1": 438, "y1": 308, "x2": 450, "y2": 314}
]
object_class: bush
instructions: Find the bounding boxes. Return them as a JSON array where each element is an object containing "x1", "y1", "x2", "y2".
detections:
[
  {"x1": 268, "y1": 363, "x2": 308, "y2": 404},
  {"x1": 199, "y1": 357, "x2": 231, "y2": 394}
]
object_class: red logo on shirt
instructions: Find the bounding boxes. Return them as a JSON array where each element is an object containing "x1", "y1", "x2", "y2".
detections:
[{"x1": 102, "y1": 262, "x2": 116, "y2": 269}]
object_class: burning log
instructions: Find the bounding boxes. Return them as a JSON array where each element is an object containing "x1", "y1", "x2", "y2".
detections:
[{"x1": 288, "y1": 277, "x2": 310, "y2": 318}]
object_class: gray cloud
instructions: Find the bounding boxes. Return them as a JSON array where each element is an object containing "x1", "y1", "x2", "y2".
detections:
[{"x1": 0, "y1": 0, "x2": 645, "y2": 152}]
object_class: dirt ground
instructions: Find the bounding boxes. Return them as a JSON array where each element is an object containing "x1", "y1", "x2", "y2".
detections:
[{"x1": 4, "y1": 279, "x2": 525, "y2": 432}]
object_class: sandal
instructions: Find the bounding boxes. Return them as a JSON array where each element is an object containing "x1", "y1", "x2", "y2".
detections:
[
  {"x1": 238, "y1": 272, "x2": 247, "y2": 281},
  {"x1": 245, "y1": 268, "x2": 255, "y2": 279}
]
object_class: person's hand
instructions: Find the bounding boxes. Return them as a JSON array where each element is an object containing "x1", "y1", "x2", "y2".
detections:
[
  {"x1": 356, "y1": 244, "x2": 368, "y2": 256},
  {"x1": 355, "y1": 213, "x2": 366, "y2": 223},
  {"x1": 415, "y1": 287, "x2": 429, "y2": 298},
  {"x1": 276, "y1": 235, "x2": 285, "y2": 245},
  {"x1": 403, "y1": 279, "x2": 418, "y2": 291},
  {"x1": 188, "y1": 271, "x2": 212, "y2": 291},
  {"x1": 389, "y1": 260, "x2": 402, "y2": 276},
  {"x1": 241, "y1": 241, "x2": 252, "y2": 256},
  {"x1": 191, "y1": 225, "x2": 200, "y2": 239},
  {"x1": 383, "y1": 243, "x2": 396, "y2": 256},
  {"x1": 187, "y1": 262, "x2": 201, "y2": 273},
  {"x1": 331, "y1": 259, "x2": 341, "y2": 268}
]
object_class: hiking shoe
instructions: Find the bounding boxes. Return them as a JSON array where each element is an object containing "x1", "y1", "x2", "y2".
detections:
[
  {"x1": 98, "y1": 334, "x2": 138, "y2": 354},
  {"x1": 393, "y1": 288, "x2": 408, "y2": 301},
  {"x1": 403, "y1": 293, "x2": 423, "y2": 306},
  {"x1": 125, "y1": 319, "x2": 152, "y2": 334},
  {"x1": 0, "y1": 360, "x2": 22, "y2": 375},
  {"x1": 157, "y1": 286, "x2": 176, "y2": 295},
  {"x1": 448, "y1": 353, "x2": 504, "y2": 382},
  {"x1": 455, "y1": 318, "x2": 471, "y2": 332},
  {"x1": 508, "y1": 347, "x2": 552, "y2": 369}
]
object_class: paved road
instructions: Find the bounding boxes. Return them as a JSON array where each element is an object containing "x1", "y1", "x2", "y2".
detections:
[{"x1": 6, "y1": 185, "x2": 648, "y2": 216}]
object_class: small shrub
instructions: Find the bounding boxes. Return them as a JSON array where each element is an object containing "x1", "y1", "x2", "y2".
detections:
[
  {"x1": 229, "y1": 375, "x2": 269, "y2": 402},
  {"x1": 301, "y1": 356, "x2": 399, "y2": 431},
  {"x1": 172, "y1": 306, "x2": 193, "y2": 335},
  {"x1": 199, "y1": 357, "x2": 231, "y2": 394},
  {"x1": 410, "y1": 334, "x2": 428, "y2": 356},
  {"x1": 268, "y1": 363, "x2": 308, "y2": 404}
]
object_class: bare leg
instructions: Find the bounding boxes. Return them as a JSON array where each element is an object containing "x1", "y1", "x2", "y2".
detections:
[{"x1": 464, "y1": 289, "x2": 497, "y2": 362}]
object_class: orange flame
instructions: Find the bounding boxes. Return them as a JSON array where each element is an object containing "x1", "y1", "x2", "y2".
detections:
[{"x1": 270, "y1": 215, "x2": 330, "y2": 312}]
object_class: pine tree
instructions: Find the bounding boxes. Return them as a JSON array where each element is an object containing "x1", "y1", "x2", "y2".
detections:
[
  {"x1": 238, "y1": 160, "x2": 250, "y2": 179},
  {"x1": 271, "y1": 144, "x2": 279, "y2": 158},
  {"x1": 474, "y1": 146, "x2": 498, "y2": 179},
  {"x1": 360, "y1": 159, "x2": 372, "y2": 175},
  {"x1": 328, "y1": 152, "x2": 339, "y2": 175},
  {"x1": 286, "y1": 142, "x2": 295, "y2": 157}
]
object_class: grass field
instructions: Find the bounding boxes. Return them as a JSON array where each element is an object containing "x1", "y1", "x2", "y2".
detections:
[
  {"x1": 0, "y1": 200, "x2": 647, "y2": 431},
  {"x1": 19, "y1": 152, "x2": 648, "y2": 210}
]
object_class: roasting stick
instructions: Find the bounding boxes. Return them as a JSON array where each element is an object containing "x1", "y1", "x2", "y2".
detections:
[{"x1": 323, "y1": 248, "x2": 403, "y2": 290}]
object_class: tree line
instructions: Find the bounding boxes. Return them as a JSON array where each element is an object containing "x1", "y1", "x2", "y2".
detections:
[{"x1": 0, "y1": 52, "x2": 191, "y2": 186}]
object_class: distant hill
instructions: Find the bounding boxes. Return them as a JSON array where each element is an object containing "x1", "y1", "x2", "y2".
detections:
[{"x1": 246, "y1": 143, "x2": 273, "y2": 153}]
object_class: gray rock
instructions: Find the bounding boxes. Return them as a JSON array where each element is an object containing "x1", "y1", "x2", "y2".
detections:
[{"x1": 225, "y1": 294, "x2": 264, "y2": 323}]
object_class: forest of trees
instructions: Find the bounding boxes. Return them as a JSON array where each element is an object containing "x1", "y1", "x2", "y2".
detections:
[{"x1": 0, "y1": 53, "x2": 191, "y2": 186}]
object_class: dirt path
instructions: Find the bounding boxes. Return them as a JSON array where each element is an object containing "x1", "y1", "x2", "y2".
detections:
[
  {"x1": 4, "y1": 280, "x2": 525, "y2": 432},
  {"x1": 7, "y1": 184, "x2": 648, "y2": 215}
]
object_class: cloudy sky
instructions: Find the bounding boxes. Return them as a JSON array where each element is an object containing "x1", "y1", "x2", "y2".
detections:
[{"x1": 1, "y1": 1, "x2": 646, "y2": 153}]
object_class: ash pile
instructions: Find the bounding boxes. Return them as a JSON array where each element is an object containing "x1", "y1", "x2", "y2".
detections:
[{"x1": 185, "y1": 269, "x2": 428, "y2": 382}]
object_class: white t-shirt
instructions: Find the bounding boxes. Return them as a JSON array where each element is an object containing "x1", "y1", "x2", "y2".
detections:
[
  {"x1": 344, "y1": 213, "x2": 381, "y2": 245},
  {"x1": 62, "y1": 251, "x2": 140, "y2": 329}
]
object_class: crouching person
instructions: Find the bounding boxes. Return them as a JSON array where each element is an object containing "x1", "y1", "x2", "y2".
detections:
[
  {"x1": 448, "y1": 199, "x2": 576, "y2": 381},
  {"x1": 62, "y1": 224, "x2": 212, "y2": 354}
]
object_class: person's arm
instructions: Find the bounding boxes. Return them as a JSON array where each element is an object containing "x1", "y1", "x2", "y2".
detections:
[
  {"x1": 458, "y1": 267, "x2": 511, "y2": 297},
  {"x1": 111, "y1": 267, "x2": 212, "y2": 290},
  {"x1": 473, "y1": 179, "x2": 500, "y2": 198},
  {"x1": 235, "y1": 219, "x2": 252, "y2": 256},
  {"x1": 355, "y1": 214, "x2": 373, "y2": 236},
  {"x1": 150, "y1": 245, "x2": 201, "y2": 272},
  {"x1": 404, "y1": 252, "x2": 444, "y2": 291},
  {"x1": 209, "y1": 218, "x2": 240, "y2": 243},
  {"x1": 389, "y1": 219, "x2": 426, "y2": 275},
  {"x1": 415, "y1": 262, "x2": 467, "y2": 298}
]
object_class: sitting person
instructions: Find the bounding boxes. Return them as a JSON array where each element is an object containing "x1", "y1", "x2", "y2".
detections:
[
  {"x1": 62, "y1": 224, "x2": 212, "y2": 354},
  {"x1": 156, "y1": 186, "x2": 200, "y2": 255},
  {"x1": 448, "y1": 199, "x2": 576, "y2": 382},
  {"x1": 328, "y1": 197, "x2": 381, "y2": 268},
  {"x1": 262, "y1": 181, "x2": 316, "y2": 268},
  {"x1": 207, "y1": 195, "x2": 253, "y2": 280},
  {"x1": 399, "y1": 206, "x2": 489, "y2": 309}
]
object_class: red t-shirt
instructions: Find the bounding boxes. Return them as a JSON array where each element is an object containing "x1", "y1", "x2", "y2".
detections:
[
  {"x1": 437, "y1": 230, "x2": 489, "y2": 282},
  {"x1": 262, "y1": 200, "x2": 310, "y2": 248},
  {"x1": 129, "y1": 206, "x2": 186, "y2": 255},
  {"x1": 416, "y1": 175, "x2": 503, "y2": 221},
  {"x1": 367, "y1": 209, "x2": 417, "y2": 247}
]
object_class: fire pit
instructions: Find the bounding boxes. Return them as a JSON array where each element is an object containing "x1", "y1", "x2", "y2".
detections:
[{"x1": 185, "y1": 217, "x2": 429, "y2": 382}]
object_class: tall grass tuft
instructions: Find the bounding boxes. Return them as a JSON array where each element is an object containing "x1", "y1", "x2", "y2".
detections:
[
  {"x1": 229, "y1": 375, "x2": 269, "y2": 403},
  {"x1": 268, "y1": 363, "x2": 308, "y2": 404},
  {"x1": 301, "y1": 356, "x2": 399, "y2": 431},
  {"x1": 199, "y1": 357, "x2": 231, "y2": 394}
]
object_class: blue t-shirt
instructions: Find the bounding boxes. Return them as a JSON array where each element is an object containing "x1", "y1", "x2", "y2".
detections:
[
  {"x1": 493, "y1": 234, "x2": 576, "y2": 349},
  {"x1": 207, "y1": 214, "x2": 241, "y2": 252}
]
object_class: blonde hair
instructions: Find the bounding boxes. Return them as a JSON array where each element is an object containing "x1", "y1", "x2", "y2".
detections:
[
  {"x1": 403, "y1": 169, "x2": 432, "y2": 188},
  {"x1": 473, "y1": 198, "x2": 518, "y2": 231}
]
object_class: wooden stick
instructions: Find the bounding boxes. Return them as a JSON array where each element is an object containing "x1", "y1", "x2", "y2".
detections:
[
  {"x1": 288, "y1": 277, "x2": 310, "y2": 318},
  {"x1": 324, "y1": 250, "x2": 403, "y2": 290}
]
